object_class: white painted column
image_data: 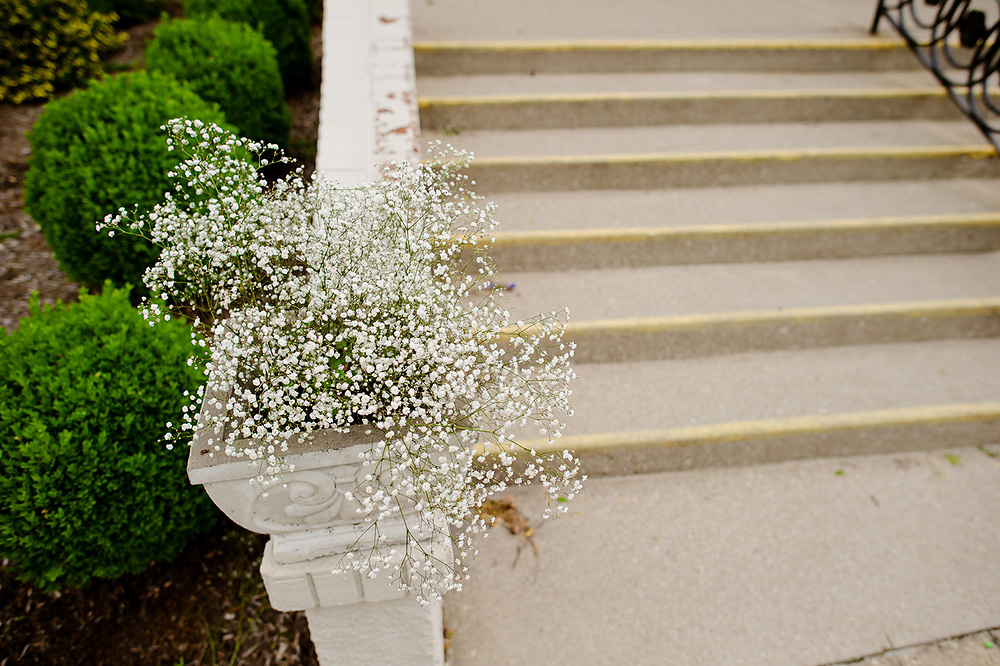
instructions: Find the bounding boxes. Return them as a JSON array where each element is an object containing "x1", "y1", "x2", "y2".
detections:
[
  {"x1": 317, "y1": 0, "x2": 421, "y2": 183},
  {"x1": 190, "y1": 3, "x2": 440, "y2": 662},
  {"x1": 299, "y1": 598, "x2": 443, "y2": 665}
]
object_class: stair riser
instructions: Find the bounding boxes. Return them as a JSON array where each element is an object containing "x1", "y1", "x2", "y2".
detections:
[
  {"x1": 566, "y1": 306, "x2": 1000, "y2": 363},
  {"x1": 466, "y1": 150, "x2": 1000, "y2": 192},
  {"x1": 569, "y1": 413, "x2": 1000, "y2": 476},
  {"x1": 421, "y1": 92, "x2": 955, "y2": 131},
  {"x1": 415, "y1": 43, "x2": 918, "y2": 76},
  {"x1": 484, "y1": 181, "x2": 1000, "y2": 232},
  {"x1": 488, "y1": 222, "x2": 1000, "y2": 271}
]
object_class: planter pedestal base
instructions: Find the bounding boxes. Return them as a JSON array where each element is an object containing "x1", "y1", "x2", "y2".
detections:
[
  {"x1": 306, "y1": 598, "x2": 443, "y2": 665},
  {"x1": 259, "y1": 540, "x2": 444, "y2": 665},
  {"x1": 189, "y1": 425, "x2": 447, "y2": 665}
]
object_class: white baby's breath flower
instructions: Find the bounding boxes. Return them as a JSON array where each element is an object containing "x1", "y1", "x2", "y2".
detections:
[{"x1": 102, "y1": 118, "x2": 582, "y2": 602}]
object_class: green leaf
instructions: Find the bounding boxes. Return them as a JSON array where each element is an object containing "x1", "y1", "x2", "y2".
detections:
[{"x1": 945, "y1": 454, "x2": 962, "y2": 466}]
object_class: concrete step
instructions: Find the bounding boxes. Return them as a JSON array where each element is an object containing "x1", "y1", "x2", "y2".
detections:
[
  {"x1": 460, "y1": 145, "x2": 999, "y2": 192},
  {"x1": 426, "y1": 120, "x2": 987, "y2": 158},
  {"x1": 413, "y1": 0, "x2": 899, "y2": 43},
  {"x1": 488, "y1": 212, "x2": 1000, "y2": 271},
  {"x1": 514, "y1": 338, "x2": 1000, "y2": 472},
  {"x1": 420, "y1": 88, "x2": 955, "y2": 131},
  {"x1": 498, "y1": 252, "x2": 1000, "y2": 322},
  {"x1": 444, "y1": 446, "x2": 1000, "y2": 665},
  {"x1": 414, "y1": 39, "x2": 918, "y2": 75},
  {"x1": 487, "y1": 179, "x2": 1000, "y2": 232},
  {"x1": 550, "y1": 402, "x2": 1000, "y2": 476},
  {"x1": 557, "y1": 298, "x2": 1000, "y2": 363},
  {"x1": 417, "y1": 70, "x2": 941, "y2": 97},
  {"x1": 566, "y1": 337, "x2": 1000, "y2": 429}
]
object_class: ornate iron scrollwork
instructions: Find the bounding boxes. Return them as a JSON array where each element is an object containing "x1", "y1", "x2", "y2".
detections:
[{"x1": 872, "y1": 0, "x2": 1000, "y2": 152}]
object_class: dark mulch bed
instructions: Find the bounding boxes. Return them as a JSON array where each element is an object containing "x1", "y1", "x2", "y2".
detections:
[
  {"x1": 1, "y1": 10, "x2": 324, "y2": 665},
  {"x1": 0, "y1": 101, "x2": 79, "y2": 332},
  {"x1": 0, "y1": 525, "x2": 318, "y2": 666}
]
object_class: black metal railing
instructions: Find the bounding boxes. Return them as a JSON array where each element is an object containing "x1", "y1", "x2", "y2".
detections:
[{"x1": 872, "y1": 0, "x2": 1000, "y2": 152}]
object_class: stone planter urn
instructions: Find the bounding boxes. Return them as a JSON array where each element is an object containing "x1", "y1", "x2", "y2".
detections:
[{"x1": 187, "y1": 386, "x2": 447, "y2": 665}]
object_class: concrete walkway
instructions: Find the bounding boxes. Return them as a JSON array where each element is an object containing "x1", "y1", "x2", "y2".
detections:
[
  {"x1": 838, "y1": 628, "x2": 1000, "y2": 666},
  {"x1": 444, "y1": 446, "x2": 1000, "y2": 665}
]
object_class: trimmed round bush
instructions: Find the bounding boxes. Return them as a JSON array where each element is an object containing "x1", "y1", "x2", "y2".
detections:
[
  {"x1": 146, "y1": 17, "x2": 291, "y2": 148},
  {"x1": 84, "y1": 0, "x2": 161, "y2": 25},
  {"x1": 304, "y1": 0, "x2": 321, "y2": 24},
  {"x1": 24, "y1": 71, "x2": 230, "y2": 289},
  {"x1": 0, "y1": 287, "x2": 215, "y2": 591},
  {"x1": 185, "y1": 0, "x2": 312, "y2": 92},
  {"x1": 0, "y1": 0, "x2": 125, "y2": 104}
]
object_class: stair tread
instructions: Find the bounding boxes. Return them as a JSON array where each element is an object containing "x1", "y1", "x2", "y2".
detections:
[
  {"x1": 425, "y1": 120, "x2": 986, "y2": 159},
  {"x1": 560, "y1": 339, "x2": 1000, "y2": 438},
  {"x1": 497, "y1": 252, "x2": 1000, "y2": 322},
  {"x1": 486, "y1": 179, "x2": 1000, "y2": 231},
  {"x1": 418, "y1": 71, "x2": 939, "y2": 97},
  {"x1": 444, "y1": 445, "x2": 1000, "y2": 665},
  {"x1": 413, "y1": 0, "x2": 890, "y2": 42}
]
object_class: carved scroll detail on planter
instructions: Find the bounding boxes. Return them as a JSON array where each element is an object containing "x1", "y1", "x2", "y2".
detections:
[{"x1": 252, "y1": 465, "x2": 365, "y2": 531}]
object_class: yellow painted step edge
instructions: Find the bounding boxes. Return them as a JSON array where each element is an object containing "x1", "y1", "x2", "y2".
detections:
[
  {"x1": 465, "y1": 145, "x2": 997, "y2": 167},
  {"x1": 420, "y1": 88, "x2": 946, "y2": 107},
  {"x1": 414, "y1": 38, "x2": 908, "y2": 52},
  {"x1": 476, "y1": 402, "x2": 1000, "y2": 458},
  {"x1": 498, "y1": 298, "x2": 1000, "y2": 339},
  {"x1": 484, "y1": 212, "x2": 1000, "y2": 248},
  {"x1": 554, "y1": 297, "x2": 1000, "y2": 338}
]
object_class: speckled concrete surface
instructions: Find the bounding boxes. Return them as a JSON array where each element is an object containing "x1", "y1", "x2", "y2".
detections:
[
  {"x1": 445, "y1": 447, "x2": 1000, "y2": 666},
  {"x1": 413, "y1": 0, "x2": 884, "y2": 42},
  {"x1": 826, "y1": 629, "x2": 1000, "y2": 666},
  {"x1": 414, "y1": 1, "x2": 1000, "y2": 664}
]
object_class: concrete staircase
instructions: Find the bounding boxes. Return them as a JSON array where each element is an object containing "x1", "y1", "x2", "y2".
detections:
[
  {"x1": 418, "y1": 39, "x2": 1000, "y2": 476},
  {"x1": 412, "y1": 8, "x2": 1000, "y2": 665}
]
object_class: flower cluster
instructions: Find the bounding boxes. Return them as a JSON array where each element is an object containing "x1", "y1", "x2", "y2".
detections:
[{"x1": 100, "y1": 119, "x2": 583, "y2": 601}]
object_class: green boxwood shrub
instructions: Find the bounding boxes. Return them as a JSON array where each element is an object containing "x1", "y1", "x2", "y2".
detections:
[
  {"x1": 185, "y1": 0, "x2": 312, "y2": 92},
  {"x1": 146, "y1": 17, "x2": 291, "y2": 148},
  {"x1": 84, "y1": 0, "x2": 161, "y2": 25},
  {"x1": 24, "y1": 71, "x2": 230, "y2": 289},
  {"x1": 0, "y1": 0, "x2": 125, "y2": 104},
  {"x1": 0, "y1": 287, "x2": 215, "y2": 591},
  {"x1": 304, "y1": 0, "x2": 321, "y2": 24}
]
